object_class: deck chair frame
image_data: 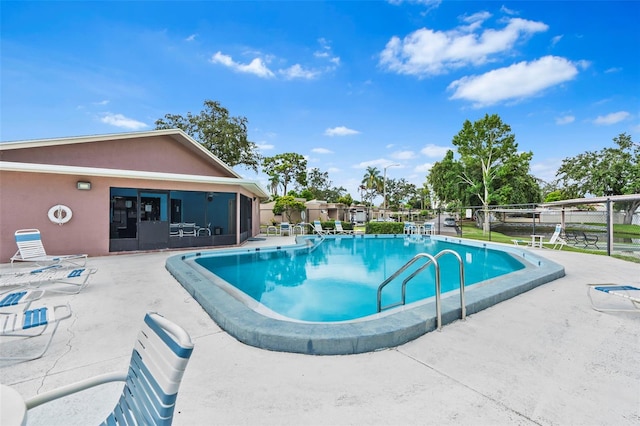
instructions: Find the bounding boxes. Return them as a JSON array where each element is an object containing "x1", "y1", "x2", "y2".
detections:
[
  {"x1": 11, "y1": 229, "x2": 87, "y2": 268},
  {"x1": 334, "y1": 220, "x2": 353, "y2": 235},
  {"x1": 25, "y1": 312, "x2": 195, "y2": 425},
  {"x1": 587, "y1": 283, "x2": 640, "y2": 313},
  {"x1": 0, "y1": 302, "x2": 72, "y2": 361},
  {"x1": 313, "y1": 220, "x2": 330, "y2": 235},
  {"x1": 0, "y1": 265, "x2": 97, "y2": 295}
]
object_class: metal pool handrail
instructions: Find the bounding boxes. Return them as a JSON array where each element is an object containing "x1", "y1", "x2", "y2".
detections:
[{"x1": 376, "y1": 249, "x2": 465, "y2": 331}]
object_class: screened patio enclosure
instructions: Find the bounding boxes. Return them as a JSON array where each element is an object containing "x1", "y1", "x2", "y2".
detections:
[{"x1": 109, "y1": 187, "x2": 252, "y2": 252}]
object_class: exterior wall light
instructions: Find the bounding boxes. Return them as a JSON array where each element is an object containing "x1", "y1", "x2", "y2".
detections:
[{"x1": 77, "y1": 181, "x2": 91, "y2": 190}]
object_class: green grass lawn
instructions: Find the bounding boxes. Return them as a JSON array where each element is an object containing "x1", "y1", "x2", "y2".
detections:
[{"x1": 351, "y1": 222, "x2": 639, "y2": 263}]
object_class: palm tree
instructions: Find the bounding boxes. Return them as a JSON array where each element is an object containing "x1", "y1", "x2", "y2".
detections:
[
  {"x1": 269, "y1": 175, "x2": 280, "y2": 197},
  {"x1": 361, "y1": 166, "x2": 382, "y2": 204}
]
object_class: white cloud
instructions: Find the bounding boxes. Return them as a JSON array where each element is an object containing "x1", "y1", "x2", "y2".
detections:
[
  {"x1": 324, "y1": 126, "x2": 360, "y2": 136},
  {"x1": 100, "y1": 113, "x2": 147, "y2": 130},
  {"x1": 185, "y1": 34, "x2": 197, "y2": 42},
  {"x1": 414, "y1": 162, "x2": 434, "y2": 173},
  {"x1": 555, "y1": 115, "x2": 575, "y2": 125},
  {"x1": 551, "y1": 35, "x2": 563, "y2": 46},
  {"x1": 531, "y1": 159, "x2": 561, "y2": 183},
  {"x1": 420, "y1": 144, "x2": 450, "y2": 158},
  {"x1": 352, "y1": 158, "x2": 390, "y2": 169},
  {"x1": 93, "y1": 100, "x2": 109, "y2": 106},
  {"x1": 314, "y1": 38, "x2": 341, "y2": 67},
  {"x1": 327, "y1": 167, "x2": 341, "y2": 173},
  {"x1": 448, "y1": 55, "x2": 580, "y2": 106},
  {"x1": 256, "y1": 143, "x2": 275, "y2": 151},
  {"x1": 312, "y1": 147, "x2": 334, "y2": 154},
  {"x1": 210, "y1": 52, "x2": 275, "y2": 78},
  {"x1": 593, "y1": 111, "x2": 630, "y2": 125},
  {"x1": 391, "y1": 150, "x2": 415, "y2": 160},
  {"x1": 379, "y1": 17, "x2": 548, "y2": 76},
  {"x1": 604, "y1": 67, "x2": 622, "y2": 73},
  {"x1": 279, "y1": 64, "x2": 318, "y2": 80}
]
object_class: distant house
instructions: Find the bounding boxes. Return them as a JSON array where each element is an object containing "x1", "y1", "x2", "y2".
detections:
[{"x1": 0, "y1": 129, "x2": 269, "y2": 261}]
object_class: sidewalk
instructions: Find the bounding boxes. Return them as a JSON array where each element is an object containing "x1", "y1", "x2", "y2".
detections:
[{"x1": 1, "y1": 240, "x2": 639, "y2": 425}]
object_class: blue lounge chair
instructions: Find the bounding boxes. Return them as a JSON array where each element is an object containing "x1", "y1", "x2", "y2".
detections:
[{"x1": 25, "y1": 312, "x2": 195, "y2": 425}]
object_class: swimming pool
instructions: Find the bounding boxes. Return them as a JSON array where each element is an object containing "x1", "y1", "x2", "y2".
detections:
[
  {"x1": 167, "y1": 234, "x2": 565, "y2": 355},
  {"x1": 192, "y1": 236, "x2": 525, "y2": 322}
]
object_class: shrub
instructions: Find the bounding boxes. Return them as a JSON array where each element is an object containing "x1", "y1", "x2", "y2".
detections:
[{"x1": 366, "y1": 222, "x2": 404, "y2": 234}]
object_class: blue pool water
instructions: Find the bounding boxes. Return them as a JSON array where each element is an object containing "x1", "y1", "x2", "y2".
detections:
[{"x1": 194, "y1": 236, "x2": 525, "y2": 322}]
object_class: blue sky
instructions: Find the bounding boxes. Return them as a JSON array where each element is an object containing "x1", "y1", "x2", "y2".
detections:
[{"x1": 2, "y1": 1, "x2": 639, "y2": 201}]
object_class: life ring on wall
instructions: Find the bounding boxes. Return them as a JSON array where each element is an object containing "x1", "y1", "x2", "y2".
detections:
[{"x1": 48, "y1": 205, "x2": 73, "y2": 225}]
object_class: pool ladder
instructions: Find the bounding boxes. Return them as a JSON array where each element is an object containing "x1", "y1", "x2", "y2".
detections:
[{"x1": 376, "y1": 249, "x2": 466, "y2": 331}]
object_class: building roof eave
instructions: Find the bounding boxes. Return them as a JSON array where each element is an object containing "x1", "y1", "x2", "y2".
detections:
[
  {"x1": 0, "y1": 161, "x2": 270, "y2": 199},
  {"x1": 0, "y1": 128, "x2": 243, "y2": 179}
]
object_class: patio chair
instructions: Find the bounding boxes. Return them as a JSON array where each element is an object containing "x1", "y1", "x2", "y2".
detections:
[
  {"x1": 0, "y1": 265, "x2": 97, "y2": 295},
  {"x1": 170, "y1": 223, "x2": 182, "y2": 237},
  {"x1": 280, "y1": 222, "x2": 291, "y2": 236},
  {"x1": 580, "y1": 232, "x2": 599, "y2": 249},
  {"x1": 587, "y1": 284, "x2": 640, "y2": 313},
  {"x1": 313, "y1": 220, "x2": 330, "y2": 235},
  {"x1": 540, "y1": 224, "x2": 566, "y2": 250},
  {"x1": 0, "y1": 302, "x2": 72, "y2": 361},
  {"x1": 11, "y1": 229, "x2": 88, "y2": 268},
  {"x1": 25, "y1": 312, "x2": 195, "y2": 425},
  {"x1": 181, "y1": 223, "x2": 197, "y2": 237},
  {"x1": 404, "y1": 222, "x2": 417, "y2": 234},
  {"x1": 334, "y1": 220, "x2": 353, "y2": 235},
  {"x1": 562, "y1": 229, "x2": 580, "y2": 245}
]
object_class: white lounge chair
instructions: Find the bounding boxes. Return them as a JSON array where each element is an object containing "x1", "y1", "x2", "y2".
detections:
[
  {"x1": 25, "y1": 312, "x2": 195, "y2": 425},
  {"x1": 540, "y1": 224, "x2": 567, "y2": 250},
  {"x1": 0, "y1": 265, "x2": 97, "y2": 295},
  {"x1": 313, "y1": 220, "x2": 330, "y2": 235},
  {"x1": 587, "y1": 284, "x2": 640, "y2": 313},
  {"x1": 512, "y1": 224, "x2": 567, "y2": 250},
  {"x1": 0, "y1": 302, "x2": 72, "y2": 361},
  {"x1": 334, "y1": 220, "x2": 353, "y2": 235},
  {"x1": 11, "y1": 229, "x2": 87, "y2": 267},
  {"x1": 0, "y1": 289, "x2": 44, "y2": 309}
]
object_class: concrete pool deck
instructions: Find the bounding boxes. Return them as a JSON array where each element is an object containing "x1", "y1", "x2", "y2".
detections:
[{"x1": 1, "y1": 236, "x2": 639, "y2": 425}]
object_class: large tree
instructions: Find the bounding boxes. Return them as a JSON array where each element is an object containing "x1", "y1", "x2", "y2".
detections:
[
  {"x1": 427, "y1": 150, "x2": 465, "y2": 206},
  {"x1": 430, "y1": 114, "x2": 539, "y2": 233},
  {"x1": 557, "y1": 133, "x2": 640, "y2": 224},
  {"x1": 155, "y1": 99, "x2": 261, "y2": 172},
  {"x1": 303, "y1": 167, "x2": 349, "y2": 203},
  {"x1": 262, "y1": 153, "x2": 307, "y2": 197}
]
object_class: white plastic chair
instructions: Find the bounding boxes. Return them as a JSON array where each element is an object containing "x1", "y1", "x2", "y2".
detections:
[{"x1": 25, "y1": 312, "x2": 195, "y2": 425}]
